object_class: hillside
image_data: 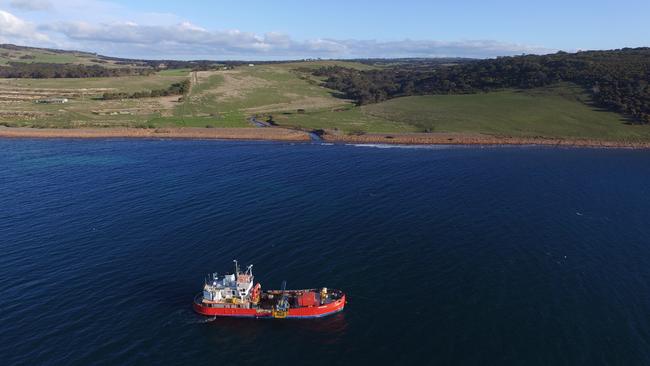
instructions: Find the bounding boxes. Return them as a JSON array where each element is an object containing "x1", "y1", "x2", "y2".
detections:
[
  {"x1": 1, "y1": 44, "x2": 650, "y2": 145},
  {"x1": 315, "y1": 48, "x2": 650, "y2": 123},
  {"x1": 0, "y1": 60, "x2": 358, "y2": 129},
  {"x1": 0, "y1": 44, "x2": 232, "y2": 76},
  {"x1": 273, "y1": 83, "x2": 650, "y2": 140},
  {"x1": 0, "y1": 44, "x2": 139, "y2": 67}
]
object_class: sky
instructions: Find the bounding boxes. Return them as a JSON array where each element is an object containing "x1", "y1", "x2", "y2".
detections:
[{"x1": 0, "y1": 0, "x2": 648, "y2": 60}]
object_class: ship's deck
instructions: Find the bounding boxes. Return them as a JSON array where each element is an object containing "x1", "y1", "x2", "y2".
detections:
[{"x1": 196, "y1": 289, "x2": 344, "y2": 310}]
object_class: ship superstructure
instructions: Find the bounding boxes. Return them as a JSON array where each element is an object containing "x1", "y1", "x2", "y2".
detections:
[{"x1": 201, "y1": 261, "x2": 260, "y2": 307}]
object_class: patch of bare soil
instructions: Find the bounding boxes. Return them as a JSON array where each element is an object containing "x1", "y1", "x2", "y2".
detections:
[
  {"x1": 156, "y1": 95, "x2": 183, "y2": 116},
  {"x1": 0, "y1": 126, "x2": 311, "y2": 142},
  {"x1": 87, "y1": 96, "x2": 179, "y2": 117},
  {"x1": 0, "y1": 111, "x2": 55, "y2": 120},
  {"x1": 200, "y1": 71, "x2": 271, "y2": 100}
]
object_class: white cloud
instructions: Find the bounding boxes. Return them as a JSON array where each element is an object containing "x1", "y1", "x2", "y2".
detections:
[
  {"x1": 0, "y1": 7, "x2": 554, "y2": 59},
  {"x1": 0, "y1": 9, "x2": 48, "y2": 42},
  {"x1": 37, "y1": 20, "x2": 554, "y2": 59},
  {"x1": 333, "y1": 39, "x2": 554, "y2": 58},
  {"x1": 9, "y1": 0, "x2": 52, "y2": 11}
]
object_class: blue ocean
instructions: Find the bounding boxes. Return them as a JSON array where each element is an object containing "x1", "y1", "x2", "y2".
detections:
[{"x1": 2, "y1": 139, "x2": 650, "y2": 365}]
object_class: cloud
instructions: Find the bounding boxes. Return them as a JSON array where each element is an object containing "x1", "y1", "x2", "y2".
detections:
[
  {"x1": 9, "y1": 0, "x2": 52, "y2": 11},
  {"x1": 0, "y1": 7, "x2": 554, "y2": 59},
  {"x1": 42, "y1": 21, "x2": 273, "y2": 54},
  {"x1": 332, "y1": 39, "x2": 554, "y2": 58},
  {"x1": 38, "y1": 20, "x2": 554, "y2": 59},
  {"x1": 0, "y1": 9, "x2": 49, "y2": 42}
]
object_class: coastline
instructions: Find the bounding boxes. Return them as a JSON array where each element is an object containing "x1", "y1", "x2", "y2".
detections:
[
  {"x1": 323, "y1": 132, "x2": 650, "y2": 149},
  {"x1": 1, "y1": 126, "x2": 650, "y2": 148},
  {"x1": 0, "y1": 127, "x2": 311, "y2": 142}
]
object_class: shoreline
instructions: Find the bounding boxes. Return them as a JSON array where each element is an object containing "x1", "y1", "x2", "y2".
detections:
[
  {"x1": 322, "y1": 132, "x2": 650, "y2": 149},
  {"x1": 0, "y1": 127, "x2": 311, "y2": 142},
  {"x1": 1, "y1": 127, "x2": 650, "y2": 148}
]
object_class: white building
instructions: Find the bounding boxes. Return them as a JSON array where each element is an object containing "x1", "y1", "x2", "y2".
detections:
[{"x1": 35, "y1": 98, "x2": 68, "y2": 104}]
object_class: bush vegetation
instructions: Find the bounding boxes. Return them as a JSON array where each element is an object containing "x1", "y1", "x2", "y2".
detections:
[
  {"x1": 313, "y1": 48, "x2": 650, "y2": 123},
  {"x1": 102, "y1": 79, "x2": 190, "y2": 100},
  {"x1": 0, "y1": 62, "x2": 153, "y2": 78}
]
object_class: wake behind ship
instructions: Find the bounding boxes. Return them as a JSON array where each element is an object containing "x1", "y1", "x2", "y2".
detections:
[{"x1": 193, "y1": 261, "x2": 346, "y2": 319}]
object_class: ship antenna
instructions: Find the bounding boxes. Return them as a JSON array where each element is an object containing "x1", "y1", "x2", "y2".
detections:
[{"x1": 233, "y1": 259, "x2": 239, "y2": 276}]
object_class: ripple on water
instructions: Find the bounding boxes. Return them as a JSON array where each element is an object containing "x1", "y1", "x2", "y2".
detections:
[{"x1": 2, "y1": 139, "x2": 650, "y2": 365}]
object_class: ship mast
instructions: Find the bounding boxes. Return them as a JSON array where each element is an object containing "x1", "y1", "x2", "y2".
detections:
[{"x1": 233, "y1": 259, "x2": 240, "y2": 277}]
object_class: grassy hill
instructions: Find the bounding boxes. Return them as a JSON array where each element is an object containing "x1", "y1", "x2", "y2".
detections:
[
  {"x1": 360, "y1": 84, "x2": 650, "y2": 140},
  {"x1": 0, "y1": 61, "x2": 362, "y2": 129},
  {"x1": 2, "y1": 44, "x2": 650, "y2": 143},
  {"x1": 0, "y1": 44, "x2": 133, "y2": 68},
  {"x1": 273, "y1": 83, "x2": 650, "y2": 142},
  {"x1": 154, "y1": 63, "x2": 356, "y2": 128}
]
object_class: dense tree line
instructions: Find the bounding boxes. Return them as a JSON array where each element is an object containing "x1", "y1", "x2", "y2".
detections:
[
  {"x1": 313, "y1": 48, "x2": 650, "y2": 123},
  {"x1": 0, "y1": 62, "x2": 153, "y2": 78},
  {"x1": 346, "y1": 57, "x2": 476, "y2": 68},
  {"x1": 102, "y1": 57, "x2": 247, "y2": 70},
  {"x1": 102, "y1": 79, "x2": 190, "y2": 100}
]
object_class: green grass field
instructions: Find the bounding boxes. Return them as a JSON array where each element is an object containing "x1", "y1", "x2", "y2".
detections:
[
  {"x1": 151, "y1": 111, "x2": 246, "y2": 128},
  {"x1": 274, "y1": 106, "x2": 418, "y2": 133},
  {"x1": 157, "y1": 68, "x2": 194, "y2": 76},
  {"x1": 3, "y1": 58, "x2": 650, "y2": 142},
  {"x1": 0, "y1": 72, "x2": 189, "y2": 95},
  {"x1": 358, "y1": 84, "x2": 650, "y2": 141},
  {"x1": 171, "y1": 63, "x2": 355, "y2": 127},
  {"x1": 274, "y1": 83, "x2": 650, "y2": 141},
  {"x1": 0, "y1": 70, "x2": 191, "y2": 128}
]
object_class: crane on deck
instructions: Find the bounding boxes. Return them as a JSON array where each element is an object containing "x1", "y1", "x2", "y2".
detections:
[{"x1": 273, "y1": 280, "x2": 289, "y2": 318}]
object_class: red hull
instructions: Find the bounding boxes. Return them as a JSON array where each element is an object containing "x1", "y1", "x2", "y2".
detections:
[{"x1": 194, "y1": 293, "x2": 346, "y2": 319}]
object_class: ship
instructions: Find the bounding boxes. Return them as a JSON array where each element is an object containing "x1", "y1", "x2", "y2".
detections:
[{"x1": 193, "y1": 260, "x2": 346, "y2": 319}]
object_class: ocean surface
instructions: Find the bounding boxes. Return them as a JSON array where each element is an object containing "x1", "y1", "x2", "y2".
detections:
[{"x1": 2, "y1": 139, "x2": 650, "y2": 366}]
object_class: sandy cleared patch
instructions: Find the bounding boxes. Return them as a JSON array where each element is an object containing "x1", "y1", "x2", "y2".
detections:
[
  {"x1": 0, "y1": 111, "x2": 55, "y2": 120},
  {"x1": 197, "y1": 71, "x2": 271, "y2": 101},
  {"x1": 0, "y1": 126, "x2": 311, "y2": 142},
  {"x1": 156, "y1": 95, "x2": 183, "y2": 115},
  {"x1": 2, "y1": 126, "x2": 648, "y2": 148},
  {"x1": 194, "y1": 71, "x2": 214, "y2": 83}
]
